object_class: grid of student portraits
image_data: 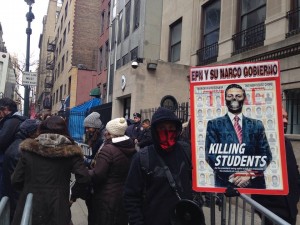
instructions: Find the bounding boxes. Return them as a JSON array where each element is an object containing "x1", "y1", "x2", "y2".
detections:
[{"x1": 194, "y1": 80, "x2": 282, "y2": 189}]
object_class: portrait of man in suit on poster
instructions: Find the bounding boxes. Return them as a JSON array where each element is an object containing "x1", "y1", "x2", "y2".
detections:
[{"x1": 205, "y1": 84, "x2": 272, "y2": 189}]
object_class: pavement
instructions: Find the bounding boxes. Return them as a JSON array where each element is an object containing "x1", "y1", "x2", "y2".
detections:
[{"x1": 70, "y1": 198, "x2": 299, "y2": 225}]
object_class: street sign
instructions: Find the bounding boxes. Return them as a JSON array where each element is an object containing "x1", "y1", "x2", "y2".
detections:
[{"x1": 22, "y1": 71, "x2": 37, "y2": 86}]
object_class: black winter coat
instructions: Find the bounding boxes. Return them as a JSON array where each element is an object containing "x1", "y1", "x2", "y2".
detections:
[
  {"x1": 123, "y1": 142, "x2": 193, "y2": 225},
  {"x1": 3, "y1": 132, "x2": 27, "y2": 221},
  {"x1": 252, "y1": 137, "x2": 300, "y2": 225},
  {"x1": 11, "y1": 134, "x2": 90, "y2": 225},
  {"x1": 0, "y1": 112, "x2": 26, "y2": 154},
  {"x1": 89, "y1": 137, "x2": 136, "y2": 225}
]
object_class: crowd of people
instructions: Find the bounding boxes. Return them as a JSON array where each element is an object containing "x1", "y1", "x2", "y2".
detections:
[{"x1": 0, "y1": 96, "x2": 298, "y2": 225}]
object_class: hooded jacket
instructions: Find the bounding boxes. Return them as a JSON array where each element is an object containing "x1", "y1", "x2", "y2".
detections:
[
  {"x1": 0, "y1": 112, "x2": 26, "y2": 155},
  {"x1": 89, "y1": 137, "x2": 136, "y2": 225},
  {"x1": 11, "y1": 134, "x2": 90, "y2": 225},
  {"x1": 124, "y1": 107, "x2": 194, "y2": 225}
]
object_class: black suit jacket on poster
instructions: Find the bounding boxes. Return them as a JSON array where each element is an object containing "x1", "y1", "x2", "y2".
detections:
[{"x1": 205, "y1": 114, "x2": 272, "y2": 188}]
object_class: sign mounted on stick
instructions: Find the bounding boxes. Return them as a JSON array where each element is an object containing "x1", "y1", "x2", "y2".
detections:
[
  {"x1": 22, "y1": 71, "x2": 37, "y2": 86},
  {"x1": 190, "y1": 60, "x2": 288, "y2": 195}
]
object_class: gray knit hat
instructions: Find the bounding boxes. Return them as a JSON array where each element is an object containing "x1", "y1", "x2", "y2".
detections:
[
  {"x1": 20, "y1": 119, "x2": 40, "y2": 136},
  {"x1": 84, "y1": 112, "x2": 102, "y2": 129},
  {"x1": 106, "y1": 117, "x2": 128, "y2": 136}
]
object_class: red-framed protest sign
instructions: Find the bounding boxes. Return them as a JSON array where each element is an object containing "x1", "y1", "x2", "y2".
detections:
[{"x1": 190, "y1": 60, "x2": 288, "y2": 195}]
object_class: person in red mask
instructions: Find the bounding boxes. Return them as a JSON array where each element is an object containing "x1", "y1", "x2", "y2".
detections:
[{"x1": 123, "y1": 107, "x2": 205, "y2": 225}]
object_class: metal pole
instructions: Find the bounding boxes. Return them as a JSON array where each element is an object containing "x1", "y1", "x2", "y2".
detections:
[{"x1": 24, "y1": 5, "x2": 34, "y2": 117}]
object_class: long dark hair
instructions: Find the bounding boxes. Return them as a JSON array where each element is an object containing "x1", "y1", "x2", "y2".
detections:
[{"x1": 38, "y1": 116, "x2": 74, "y2": 143}]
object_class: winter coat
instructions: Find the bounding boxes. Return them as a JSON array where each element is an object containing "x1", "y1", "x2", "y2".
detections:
[
  {"x1": 0, "y1": 112, "x2": 26, "y2": 154},
  {"x1": 0, "y1": 112, "x2": 26, "y2": 197},
  {"x1": 123, "y1": 107, "x2": 194, "y2": 225},
  {"x1": 252, "y1": 137, "x2": 300, "y2": 225},
  {"x1": 125, "y1": 122, "x2": 143, "y2": 140},
  {"x1": 3, "y1": 132, "x2": 27, "y2": 221},
  {"x1": 137, "y1": 127, "x2": 152, "y2": 148},
  {"x1": 11, "y1": 134, "x2": 90, "y2": 225},
  {"x1": 89, "y1": 137, "x2": 136, "y2": 225}
]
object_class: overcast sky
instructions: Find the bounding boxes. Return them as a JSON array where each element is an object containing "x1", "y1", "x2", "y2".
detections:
[{"x1": 0, "y1": 1, "x2": 48, "y2": 66}]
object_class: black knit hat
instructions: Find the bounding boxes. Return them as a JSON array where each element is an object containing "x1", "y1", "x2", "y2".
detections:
[
  {"x1": 151, "y1": 107, "x2": 182, "y2": 132},
  {"x1": 19, "y1": 119, "x2": 40, "y2": 136}
]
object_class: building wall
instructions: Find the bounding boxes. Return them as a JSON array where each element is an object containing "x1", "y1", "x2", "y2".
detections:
[
  {"x1": 36, "y1": 0, "x2": 58, "y2": 113},
  {"x1": 72, "y1": 0, "x2": 101, "y2": 70},
  {"x1": 97, "y1": 0, "x2": 110, "y2": 103},
  {"x1": 76, "y1": 69, "x2": 98, "y2": 106},
  {"x1": 112, "y1": 60, "x2": 190, "y2": 118},
  {"x1": 160, "y1": 0, "x2": 194, "y2": 65},
  {"x1": 51, "y1": 0, "x2": 101, "y2": 113}
]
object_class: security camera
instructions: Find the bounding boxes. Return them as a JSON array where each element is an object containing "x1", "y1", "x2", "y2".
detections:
[{"x1": 131, "y1": 61, "x2": 139, "y2": 69}]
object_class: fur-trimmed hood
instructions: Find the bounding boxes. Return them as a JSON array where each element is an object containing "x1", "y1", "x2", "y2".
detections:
[{"x1": 20, "y1": 133, "x2": 83, "y2": 158}]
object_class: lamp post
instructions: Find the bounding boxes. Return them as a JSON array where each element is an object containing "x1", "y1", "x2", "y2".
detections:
[{"x1": 24, "y1": 0, "x2": 35, "y2": 117}]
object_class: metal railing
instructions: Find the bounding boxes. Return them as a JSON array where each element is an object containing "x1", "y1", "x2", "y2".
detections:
[
  {"x1": 206, "y1": 193, "x2": 290, "y2": 225},
  {"x1": 140, "y1": 102, "x2": 189, "y2": 123},
  {"x1": 286, "y1": 7, "x2": 300, "y2": 38},
  {"x1": 232, "y1": 22, "x2": 265, "y2": 55},
  {"x1": 75, "y1": 142, "x2": 92, "y2": 157},
  {"x1": 197, "y1": 42, "x2": 219, "y2": 66},
  {"x1": 20, "y1": 193, "x2": 33, "y2": 225},
  {"x1": 0, "y1": 196, "x2": 10, "y2": 225}
]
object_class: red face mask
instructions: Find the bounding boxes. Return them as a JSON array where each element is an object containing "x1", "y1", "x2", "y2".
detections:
[{"x1": 157, "y1": 130, "x2": 177, "y2": 151}]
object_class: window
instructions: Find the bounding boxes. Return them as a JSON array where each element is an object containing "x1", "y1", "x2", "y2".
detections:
[
  {"x1": 286, "y1": 0, "x2": 300, "y2": 37},
  {"x1": 124, "y1": 1, "x2": 131, "y2": 38},
  {"x1": 68, "y1": 21, "x2": 70, "y2": 33},
  {"x1": 198, "y1": 0, "x2": 220, "y2": 63},
  {"x1": 68, "y1": 76, "x2": 71, "y2": 95},
  {"x1": 130, "y1": 47, "x2": 138, "y2": 60},
  {"x1": 111, "y1": 19, "x2": 116, "y2": 50},
  {"x1": 53, "y1": 93, "x2": 55, "y2": 106},
  {"x1": 64, "y1": 84, "x2": 67, "y2": 95},
  {"x1": 59, "y1": 40, "x2": 62, "y2": 54},
  {"x1": 105, "y1": 41, "x2": 109, "y2": 69},
  {"x1": 63, "y1": 29, "x2": 66, "y2": 46},
  {"x1": 61, "y1": 55, "x2": 65, "y2": 72},
  {"x1": 169, "y1": 19, "x2": 182, "y2": 62},
  {"x1": 118, "y1": 11, "x2": 123, "y2": 44},
  {"x1": 232, "y1": 0, "x2": 266, "y2": 54},
  {"x1": 101, "y1": 11, "x2": 105, "y2": 34},
  {"x1": 107, "y1": 2, "x2": 111, "y2": 28},
  {"x1": 283, "y1": 89, "x2": 300, "y2": 134},
  {"x1": 133, "y1": 0, "x2": 140, "y2": 30},
  {"x1": 99, "y1": 47, "x2": 103, "y2": 71},
  {"x1": 60, "y1": 17, "x2": 63, "y2": 32},
  {"x1": 116, "y1": 58, "x2": 122, "y2": 69},
  {"x1": 59, "y1": 85, "x2": 63, "y2": 101},
  {"x1": 66, "y1": 51, "x2": 69, "y2": 61},
  {"x1": 58, "y1": 63, "x2": 61, "y2": 77},
  {"x1": 109, "y1": 64, "x2": 114, "y2": 94},
  {"x1": 122, "y1": 53, "x2": 130, "y2": 65},
  {"x1": 64, "y1": 2, "x2": 68, "y2": 19},
  {"x1": 54, "y1": 69, "x2": 57, "y2": 81},
  {"x1": 56, "y1": 90, "x2": 59, "y2": 103},
  {"x1": 241, "y1": 0, "x2": 266, "y2": 31}
]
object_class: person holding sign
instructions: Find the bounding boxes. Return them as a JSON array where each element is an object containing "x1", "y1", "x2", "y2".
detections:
[{"x1": 205, "y1": 84, "x2": 272, "y2": 189}]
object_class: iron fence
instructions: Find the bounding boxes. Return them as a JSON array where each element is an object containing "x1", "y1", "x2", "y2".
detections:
[
  {"x1": 286, "y1": 7, "x2": 300, "y2": 38},
  {"x1": 20, "y1": 193, "x2": 33, "y2": 225},
  {"x1": 197, "y1": 42, "x2": 219, "y2": 66},
  {"x1": 0, "y1": 196, "x2": 10, "y2": 225},
  {"x1": 140, "y1": 102, "x2": 189, "y2": 123},
  {"x1": 232, "y1": 22, "x2": 265, "y2": 55},
  {"x1": 205, "y1": 193, "x2": 290, "y2": 225}
]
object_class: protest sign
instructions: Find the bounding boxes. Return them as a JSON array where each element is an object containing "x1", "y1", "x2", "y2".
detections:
[{"x1": 190, "y1": 60, "x2": 288, "y2": 195}]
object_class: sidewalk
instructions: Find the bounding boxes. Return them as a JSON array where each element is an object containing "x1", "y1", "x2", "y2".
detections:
[{"x1": 71, "y1": 199, "x2": 88, "y2": 225}]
